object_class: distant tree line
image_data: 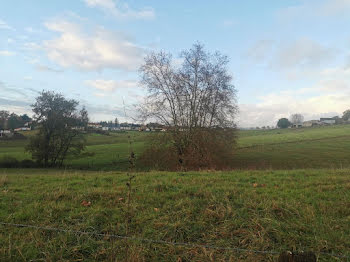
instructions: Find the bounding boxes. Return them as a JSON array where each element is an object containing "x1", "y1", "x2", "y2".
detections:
[
  {"x1": 343, "y1": 110, "x2": 350, "y2": 122},
  {"x1": 0, "y1": 111, "x2": 32, "y2": 130},
  {"x1": 277, "y1": 110, "x2": 350, "y2": 129}
]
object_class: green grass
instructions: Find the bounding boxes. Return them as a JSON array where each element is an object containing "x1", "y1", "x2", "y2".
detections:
[
  {"x1": 1, "y1": 125, "x2": 350, "y2": 170},
  {"x1": 0, "y1": 168, "x2": 349, "y2": 261},
  {"x1": 67, "y1": 132, "x2": 149, "y2": 170},
  {"x1": 237, "y1": 125, "x2": 350, "y2": 148},
  {"x1": 1, "y1": 127, "x2": 349, "y2": 260},
  {"x1": 0, "y1": 131, "x2": 149, "y2": 170}
]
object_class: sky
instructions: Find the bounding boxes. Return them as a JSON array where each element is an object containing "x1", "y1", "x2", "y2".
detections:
[{"x1": 1, "y1": 0, "x2": 350, "y2": 127}]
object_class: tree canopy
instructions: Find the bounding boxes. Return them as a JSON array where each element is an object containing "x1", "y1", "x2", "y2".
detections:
[
  {"x1": 277, "y1": 118, "x2": 291, "y2": 129},
  {"x1": 26, "y1": 91, "x2": 88, "y2": 167},
  {"x1": 342, "y1": 110, "x2": 350, "y2": 121},
  {"x1": 0, "y1": 111, "x2": 32, "y2": 130}
]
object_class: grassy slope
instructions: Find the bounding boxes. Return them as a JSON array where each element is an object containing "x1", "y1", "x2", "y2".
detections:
[
  {"x1": 233, "y1": 125, "x2": 350, "y2": 169},
  {"x1": 1, "y1": 125, "x2": 350, "y2": 170},
  {"x1": 0, "y1": 131, "x2": 149, "y2": 170},
  {"x1": 237, "y1": 125, "x2": 350, "y2": 148},
  {"x1": 0, "y1": 169, "x2": 349, "y2": 261},
  {"x1": 67, "y1": 132, "x2": 149, "y2": 170}
]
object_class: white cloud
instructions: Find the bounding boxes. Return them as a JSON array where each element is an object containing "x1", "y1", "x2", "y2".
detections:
[
  {"x1": 247, "y1": 38, "x2": 336, "y2": 70},
  {"x1": 274, "y1": 38, "x2": 335, "y2": 69},
  {"x1": 316, "y1": 66, "x2": 350, "y2": 92},
  {"x1": 278, "y1": 0, "x2": 350, "y2": 21},
  {"x1": 23, "y1": 42, "x2": 41, "y2": 50},
  {"x1": 25, "y1": 27, "x2": 42, "y2": 34},
  {"x1": 25, "y1": 56, "x2": 40, "y2": 65},
  {"x1": 35, "y1": 65, "x2": 63, "y2": 73},
  {"x1": 318, "y1": 0, "x2": 350, "y2": 16},
  {"x1": 85, "y1": 79, "x2": 138, "y2": 92},
  {"x1": 84, "y1": 0, "x2": 155, "y2": 20},
  {"x1": 0, "y1": 19, "x2": 13, "y2": 30},
  {"x1": 221, "y1": 19, "x2": 236, "y2": 28},
  {"x1": 93, "y1": 92, "x2": 107, "y2": 97},
  {"x1": 245, "y1": 39, "x2": 274, "y2": 63},
  {"x1": 238, "y1": 66, "x2": 350, "y2": 127},
  {"x1": 0, "y1": 50, "x2": 16, "y2": 56},
  {"x1": 43, "y1": 20, "x2": 144, "y2": 71}
]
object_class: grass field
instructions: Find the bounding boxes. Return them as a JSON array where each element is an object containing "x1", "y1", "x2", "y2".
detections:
[
  {"x1": 0, "y1": 131, "x2": 149, "y2": 170},
  {"x1": 0, "y1": 168, "x2": 349, "y2": 261},
  {"x1": 1, "y1": 125, "x2": 350, "y2": 170}
]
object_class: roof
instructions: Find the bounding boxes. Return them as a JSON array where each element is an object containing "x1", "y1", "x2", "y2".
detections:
[{"x1": 303, "y1": 120, "x2": 319, "y2": 123}]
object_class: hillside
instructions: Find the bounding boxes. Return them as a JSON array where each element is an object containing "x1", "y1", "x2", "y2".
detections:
[
  {"x1": 1, "y1": 125, "x2": 350, "y2": 170},
  {"x1": 233, "y1": 125, "x2": 350, "y2": 169}
]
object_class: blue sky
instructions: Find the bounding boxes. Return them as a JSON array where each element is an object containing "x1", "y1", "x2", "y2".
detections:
[{"x1": 1, "y1": 0, "x2": 350, "y2": 127}]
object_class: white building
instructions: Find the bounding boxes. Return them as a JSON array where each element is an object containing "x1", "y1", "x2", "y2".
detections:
[
  {"x1": 87, "y1": 123, "x2": 102, "y2": 129},
  {"x1": 14, "y1": 127, "x2": 31, "y2": 132},
  {"x1": 303, "y1": 120, "x2": 321, "y2": 127},
  {"x1": 320, "y1": 118, "x2": 336, "y2": 125},
  {"x1": 0, "y1": 130, "x2": 12, "y2": 137}
]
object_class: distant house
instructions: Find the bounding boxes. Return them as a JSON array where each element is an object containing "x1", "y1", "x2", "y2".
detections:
[
  {"x1": 24, "y1": 121, "x2": 32, "y2": 127},
  {"x1": 303, "y1": 120, "x2": 321, "y2": 127},
  {"x1": 102, "y1": 127, "x2": 109, "y2": 131},
  {"x1": 0, "y1": 130, "x2": 12, "y2": 138},
  {"x1": 320, "y1": 118, "x2": 336, "y2": 125},
  {"x1": 291, "y1": 123, "x2": 303, "y2": 128},
  {"x1": 72, "y1": 126, "x2": 85, "y2": 131},
  {"x1": 88, "y1": 123, "x2": 102, "y2": 129},
  {"x1": 14, "y1": 127, "x2": 31, "y2": 132},
  {"x1": 153, "y1": 127, "x2": 166, "y2": 132},
  {"x1": 138, "y1": 125, "x2": 147, "y2": 132}
]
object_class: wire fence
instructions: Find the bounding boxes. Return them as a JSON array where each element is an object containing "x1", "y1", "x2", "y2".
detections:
[{"x1": 1, "y1": 221, "x2": 349, "y2": 260}]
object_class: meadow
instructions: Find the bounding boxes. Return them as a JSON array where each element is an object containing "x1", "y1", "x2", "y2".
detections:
[
  {"x1": 1, "y1": 125, "x2": 350, "y2": 170},
  {"x1": 0, "y1": 169, "x2": 349, "y2": 261},
  {"x1": 1, "y1": 125, "x2": 350, "y2": 261}
]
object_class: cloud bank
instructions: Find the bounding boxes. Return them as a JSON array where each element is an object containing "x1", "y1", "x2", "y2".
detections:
[
  {"x1": 44, "y1": 20, "x2": 144, "y2": 71},
  {"x1": 83, "y1": 0, "x2": 155, "y2": 20}
]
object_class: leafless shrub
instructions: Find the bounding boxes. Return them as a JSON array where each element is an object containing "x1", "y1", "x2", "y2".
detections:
[
  {"x1": 139, "y1": 43, "x2": 237, "y2": 170},
  {"x1": 140, "y1": 128, "x2": 236, "y2": 171}
]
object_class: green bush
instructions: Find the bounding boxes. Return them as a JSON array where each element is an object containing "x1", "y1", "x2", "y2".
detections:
[
  {"x1": 20, "y1": 159, "x2": 37, "y2": 168},
  {"x1": 0, "y1": 157, "x2": 38, "y2": 168},
  {"x1": 0, "y1": 156, "x2": 19, "y2": 168}
]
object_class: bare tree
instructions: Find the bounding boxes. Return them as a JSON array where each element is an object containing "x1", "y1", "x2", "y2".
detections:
[
  {"x1": 140, "y1": 43, "x2": 237, "y2": 129},
  {"x1": 115, "y1": 117, "x2": 119, "y2": 127},
  {"x1": 290, "y1": 114, "x2": 304, "y2": 125},
  {"x1": 139, "y1": 43, "x2": 237, "y2": 169}
]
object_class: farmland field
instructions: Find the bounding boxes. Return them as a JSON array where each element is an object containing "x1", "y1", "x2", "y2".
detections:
[
  {"x1": 1, "y1": 125, "x2": 350, "y2": 170},
  {"x1": 1, "y1": 126, "x2": 350, "y2": 261},
  {"x1": 0, "y1": 168, "x2": 349, "y2": 261}
]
